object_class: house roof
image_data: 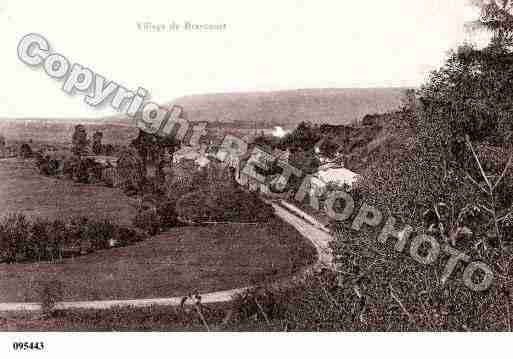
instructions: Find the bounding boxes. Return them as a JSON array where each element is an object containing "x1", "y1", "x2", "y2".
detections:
[{"x1": 316, "y1": 168, "x2": 359, "y2": 186}]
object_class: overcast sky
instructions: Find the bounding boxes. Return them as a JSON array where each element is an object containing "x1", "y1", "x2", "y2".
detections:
[{"x1": 1, "y1": 0, "x2": 482, "y2": 118}]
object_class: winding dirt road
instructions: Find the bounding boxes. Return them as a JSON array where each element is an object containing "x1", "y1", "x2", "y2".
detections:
[{"x1": 0, "y1": 200, "x2": 333, "y2": 312}]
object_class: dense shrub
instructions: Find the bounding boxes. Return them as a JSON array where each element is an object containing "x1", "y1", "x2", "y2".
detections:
[
  {"x1": 0, "y1": 213, "x2": 30, "y2": 263},
  {"x1": 84, "y1": 219, "x2": 116, "y2": 251},
  {"x1": 323, "y1": 111, "x2": 513, "y2": 331},
  {"x1": 163, "y1": 158, "x2": 274, "y2": 223},
  {"x1": 316, "y1": 40, "x2": 513, "y2": 331},
  {"x1": 133, "y1": 208, "x2": 161, "y2": 235},
  {"x1": 231, "y1": 286, "x2": 290, "y2": 323},
  {"x1": 226, "y1": 260, "x2": 513, "y2": 331},
  {"x1": 114, "y1": 226, "x2": 144, "y2": 246},
  {"x1": 176, "y1": 187, "x2": 274, "y2": 223},
  {"x1": 36, "y1": 155, "x2": 109, "y2": 185},
  {"x1": 331, "y1": 223, "x2": 512, "y2": 331},
  {"x1": 279, "y1": 121, "x2": 321, "y2": 152},
  {"x1": 156, "y1": 200, "x2": 179, "y2": 229},
  {"x1": 62, "y1": 157, "x2": 79, "y2": 179}
]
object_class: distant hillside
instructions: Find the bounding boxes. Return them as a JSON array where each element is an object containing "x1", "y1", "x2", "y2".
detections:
[
  {"x1": 0, "y1": 88, "x2": 407, "y2": 144},
  {"x1": 2, "y1": 88, "x2": 406, "y2": 128},
  {"x1": 171, "y1": 88, "x2": 407, "y2": 128}
]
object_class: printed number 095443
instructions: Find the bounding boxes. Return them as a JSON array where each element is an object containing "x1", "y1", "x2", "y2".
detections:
[{"x1": 12, "y1": 342, "x2": 45, "y2": 350}]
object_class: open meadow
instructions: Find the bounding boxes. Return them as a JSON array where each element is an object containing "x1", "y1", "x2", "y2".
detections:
[{"x1": 0, "y1": 158, "x2": 137, "y2": 226}]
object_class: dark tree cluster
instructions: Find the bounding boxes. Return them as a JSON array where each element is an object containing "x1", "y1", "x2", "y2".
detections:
[{"x1": 0, "y1": 213, "x2": 144, "y2": 264}]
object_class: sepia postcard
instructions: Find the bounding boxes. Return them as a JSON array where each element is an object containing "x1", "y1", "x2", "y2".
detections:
[{"x1": 0, "y1": 0, "x2": 512, "y2": 357}]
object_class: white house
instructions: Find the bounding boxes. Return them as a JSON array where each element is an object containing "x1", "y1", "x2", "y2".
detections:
[{"x1": 316, "y1": 167, "x2": 359, "y2": 188}]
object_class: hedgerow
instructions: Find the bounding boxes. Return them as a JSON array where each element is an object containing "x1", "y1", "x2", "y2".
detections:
[{"x1": 0, "y1": 214, "x2": 144, "y2": 263}]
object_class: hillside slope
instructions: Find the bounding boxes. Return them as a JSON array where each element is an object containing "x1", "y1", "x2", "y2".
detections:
[
  {"x1": 317, "y1": 111, "x2": 415, "y2": 173},
  {"x1": 277, "y1": 109, "x2": 414, "y2": 175}
]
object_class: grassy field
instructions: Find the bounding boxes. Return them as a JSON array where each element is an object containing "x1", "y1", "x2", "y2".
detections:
[
  {"x1": 0, "y1": 158, "x2": 137, "y2": 226},
  {"x1": 0, "y1": 219, "x2": 316, "y2": 302},
  {"x1": 0, "y1": 158, "x2": 316, "y2": 302}
]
